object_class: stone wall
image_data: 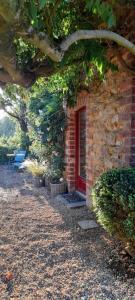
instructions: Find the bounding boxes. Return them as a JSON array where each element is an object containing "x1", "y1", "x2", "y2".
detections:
[
  {"x1": 65, "y1": 70, "x2": 135, "y2": 205},
  {"x1": 86, "y1": 71, "x2": 132, "y2": 182},
  {"x1": 65, "y1": 8, "x2": 135, "y2": 205}
]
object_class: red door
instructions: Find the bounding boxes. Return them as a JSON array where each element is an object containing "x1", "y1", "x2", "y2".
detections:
[{"x1": 75, "y1": 107, "x2": 86, "y2": 194}]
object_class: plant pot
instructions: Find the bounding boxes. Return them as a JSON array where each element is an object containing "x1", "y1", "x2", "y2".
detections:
[
  {"x1": 50, "y1": 181, "x2": 67, "y2": 197},
  {"x1": 44, "y1": 176, "x2": 51, "y2": 190},
  {"x1": 34, "y1": 176, "x2": 44, "y2": 187}
]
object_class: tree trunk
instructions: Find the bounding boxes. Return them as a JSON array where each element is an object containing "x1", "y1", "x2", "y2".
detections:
[{"x1": 19, "y1": 119, "x2": 30, "y2": 152}]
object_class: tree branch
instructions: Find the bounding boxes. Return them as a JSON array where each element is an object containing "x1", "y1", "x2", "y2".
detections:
[
  {"x1": 60, "y1": 30, "x2": 135, "y2": 56},
  {"x1": 24, "y1": 32, "x2": 63, "y2": 62},
  {"x1": 0, "y1": 57, "x2": 56, "y2": 88},
  {"x1": 2, "y1": 105, "x2": 28, "y2": 133},
  {"x1": 2, "y1": 28, "x2": 135, "y2": 88},
  {"x1": 0, "y1": 99, "x2": 20, "y2": 120},
  {"x1": 23, "y1": 29, "x2": 135, "y2": 65},
  {"x1": 0, "y1": 68, "x2": 36, "y2": 88},
  {"x1": 4, "y1": 108, "x2": 20, "y2": 120}
]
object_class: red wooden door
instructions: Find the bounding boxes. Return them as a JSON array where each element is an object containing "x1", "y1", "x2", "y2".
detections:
[{"x1": 75, "y1": 107, "x2": 86, "y2": 194}]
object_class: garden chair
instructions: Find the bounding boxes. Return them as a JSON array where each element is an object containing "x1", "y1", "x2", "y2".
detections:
[
  {"x1": 15, "y1": 149, "x2": 26, "y2": 155},
  {"x1": 12, "y1": 151, "x2": 26, "y2": 169}
]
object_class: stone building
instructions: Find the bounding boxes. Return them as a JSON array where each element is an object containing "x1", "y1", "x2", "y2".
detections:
[
  {"x1": 65, "y1": 8, "x2": 135, "y2": 205},
  {"x1": 65, "y1": 74, "x2": 135, "y2": 206}
]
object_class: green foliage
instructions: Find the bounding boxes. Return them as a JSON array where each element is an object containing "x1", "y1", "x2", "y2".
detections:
[
  {"x1": 28, "y1": 0, "x2": 42, "y2": 28},
  {"x1": 0, "y1": 143, "x2": 14, "y2": 164},
  {"x1": 39, "y1": 0, "x2": 49, "y2": 10},
  {"x1": 29, "y1": 90, "x2": 66, "y2": 143},
  {"x1": 14, "y1": 38, "x2": 36, "y2": 70},
  {"x1": 20, "y1": 131, "x2": 30, "y2": 151},
  {"x1": 14, "y1": 0, "x2": 118, "y2": 94},
  {"x1": 0, "y1": 134, "x2": 20, "y2": 164},
  {"x1": 0, "y1": 112, "x2": 24, "y2": 164},
  {"x1": 48, "y1": 146, "x2": 65, "y2": 183},
  {"x1": 29, "y1": 89, "x2": 66, "y2": 181},
  {"x1": 85, "y1": 0, "x2": 116, "y2": 28},
  {"x1": 26, "y1": 0, "x2": 56, "y2": 30},
  {"x1": 29, "y1": 138, "x2": 44, "y2": 159},
  {"x1": 0, "y1": 84, "x2": 30, "y2": 151},
  {"x1": 92, "y1": 168, "x2": 135, "y2": 254},
  {"x1": 0, "y1": 113, "x2": 27, "y2": 164},
  {"x1": 32, "y1": 39, "x2": 117, "y2": 108}
]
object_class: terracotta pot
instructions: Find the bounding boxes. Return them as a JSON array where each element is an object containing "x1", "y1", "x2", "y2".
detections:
[{"x1": 50, "y1": 182, "x2": 67, "y2": 197}]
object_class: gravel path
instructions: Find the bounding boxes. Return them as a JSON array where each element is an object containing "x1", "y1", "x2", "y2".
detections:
[{"x1": 0, "y1": 166, "x2": 134, "y2": 300}]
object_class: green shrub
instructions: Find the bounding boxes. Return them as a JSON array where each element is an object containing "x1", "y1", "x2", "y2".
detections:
[
  {"x1": 29, "y1": 90, "x2": 66, "y2": 181},
  {"x1": 0, "y1": 133, "x2": 22, "y2": 164},
  {"x1": 0, "y1": 136, "x2": 17, "y2": 164},
  {"x1": 0, "y1": 145, "x2": 14, "y2": 163},
  {"x1": 92, "y1": 168, "x2": 135, "y2": 256}
]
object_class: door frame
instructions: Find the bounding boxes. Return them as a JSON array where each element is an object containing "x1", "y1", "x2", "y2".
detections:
[{"x1": 75, "y1": 107, "x2": 86, "y2": 194}]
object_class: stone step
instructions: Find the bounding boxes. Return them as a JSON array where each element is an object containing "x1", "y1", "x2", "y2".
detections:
[
  {"x1": 78, "y1": 220, "x2": 99, "y2": 230},
  {"x1": 66, "y1": 201, "x2": 86, "y2": 208}
]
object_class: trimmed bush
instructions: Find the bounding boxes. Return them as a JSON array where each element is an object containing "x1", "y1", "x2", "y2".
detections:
[
  {"x1": 0, "y1": 135, "x2": 21, "y2": 164},
  {"x1": 92, "y1": 168, "x2": 135, "y2": 257},
  {"x1": 0, "y1": 145, "x2": 15, "y2": 164}
]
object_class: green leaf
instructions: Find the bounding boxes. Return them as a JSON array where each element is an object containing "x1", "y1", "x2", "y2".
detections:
[
  {"x1": 108, "y1": 15, "x2": 116, "y2": 28},
  {"x1": 85, "y1": 0, "x2": 116, "y2": 28},
  {"x1": 29, "y1": 0, "x2": 38, "y2": 28},
  {"x1": 30, "y1": 0, "x2": 38, "y2": 19},
  {"x1": 39, "y1": 0, "x2": 47, "y2": 9},
  {"x1": 85, "y1": 0, "x2": 96, "y2": 11}
]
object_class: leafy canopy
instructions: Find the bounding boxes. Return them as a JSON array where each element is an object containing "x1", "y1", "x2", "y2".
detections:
[
  {"x1": 15, "y1": 0, "x2": 120, "y2": 100},
  {"x1": 0, "y1": 1, "x2": 134, "y2": 96}
]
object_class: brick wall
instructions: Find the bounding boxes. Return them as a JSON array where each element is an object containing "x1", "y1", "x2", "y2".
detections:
[
  {"x1": 65, "y1": 71, "x2": 135, "y2": 206},
  {"x1": 65, "y1": 92, "x2": 88, "y2": 192},
  {"x1": 130, "y1": 79, "x2": 135, "y2": 166},
  {"x1": 65, "y1": 10, "x2": 135, "y2": 206},
  {"x1": 65, "y1": 111, "x2": 76, "y2": 191}
]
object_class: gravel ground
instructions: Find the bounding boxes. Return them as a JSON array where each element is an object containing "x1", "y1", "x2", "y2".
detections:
[{"x1": 0, "y1": 166, "x2": 134, "y2": 300}]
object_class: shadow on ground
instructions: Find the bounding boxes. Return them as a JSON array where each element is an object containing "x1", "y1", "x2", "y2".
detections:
[{"x1": 0, "y1": 166, "x2": 134, "y2": 299}]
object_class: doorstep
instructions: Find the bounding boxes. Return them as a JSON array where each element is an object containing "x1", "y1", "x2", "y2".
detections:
[
  {"x1": 78, "y1": 220, "x2": 99, "y2": 230},
  {"x1": 66, "y1": 201, "x2": 86, "y2": 208},
  {"x1": 76, "y1": 190, "x2": 86, "y2": 200},
  {"x1": 60, "y1": 191, "x2": 86, "y2": 208}
]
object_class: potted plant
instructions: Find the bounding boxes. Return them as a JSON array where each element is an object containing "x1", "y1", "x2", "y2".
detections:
[
  {"x1": 50, "y1": 171, "x2": 67, "y2": 196},
  {"x1": 46, "y1": 151, "x2": 67, "y2": 196},
  {"x1": 50, "y1": 168, "x2": 67, "y2": 197},
  {"x1": 24, "y1": 159, "x2": 47, "y2": 187},
  {"x1": 44, "y1": 175, "x2": 51, "y2": 189}
]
